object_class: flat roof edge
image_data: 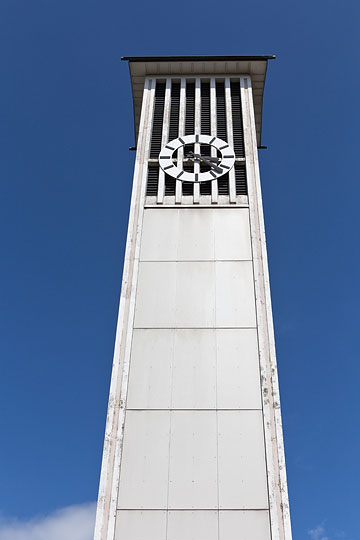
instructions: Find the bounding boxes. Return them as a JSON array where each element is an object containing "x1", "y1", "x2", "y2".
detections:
[
  {"x1": 124, "y1": 55, "x2": 275, "y2": 147},
  {"x1": 121, "y1": 55, "x2": 275, "y2": 62}
]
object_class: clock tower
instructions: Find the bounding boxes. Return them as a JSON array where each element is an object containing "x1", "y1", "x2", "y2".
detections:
[{"x1": 94, "y1": 56, "x2": 292, "y2": 540}]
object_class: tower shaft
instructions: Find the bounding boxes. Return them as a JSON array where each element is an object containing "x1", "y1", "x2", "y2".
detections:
[{"x1": 94, "y1": 57, "x2": 292, "y2": 540}]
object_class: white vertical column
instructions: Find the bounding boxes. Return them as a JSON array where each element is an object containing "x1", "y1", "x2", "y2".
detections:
[
  {"x1": 157, "y1": 78, "x2": 172, "y2": 204},
  {"x1": 94, "y1": 76, "x2": 156, "y2": 540},
  {"x1": 210, "y1": 78, "x2": 218, "y2": 203},
  {"x1": 193, "y1": 77, "x2": 201, "y2": 204},
  {"x1": 108, "y1": 76, "x2": 157, "y2": 540},
  {"x1": 225, "y1": 77, "x2": 236, "y2": 203},
  {"x1": 176, "y1": 78, "x2": 186, "y2": 203},
  {"x1": 240, "y1": 75, "x2": 292, "y2": 540}
]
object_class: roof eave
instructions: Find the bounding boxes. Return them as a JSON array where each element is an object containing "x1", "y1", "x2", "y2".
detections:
[
  {"x1": 122, "y1": 55, "x2": 275, "y2": 147},
  {"x1": 121, "y1": 55, "x2": 275, "y2": 62}
]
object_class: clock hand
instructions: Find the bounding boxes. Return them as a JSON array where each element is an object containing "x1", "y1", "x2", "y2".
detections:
[
  {"x1": 187, "y1": 152, "x2": 219, "y2": 163},
  {"x1": 198, "y1": 155, "x2": 220, "y2": 163},
  {"x1": 200, "y1": 158, "x2": 223, "y2": 174},
  {"x1": 187, "y1": 152, "x2": 223, "y2": 174}
]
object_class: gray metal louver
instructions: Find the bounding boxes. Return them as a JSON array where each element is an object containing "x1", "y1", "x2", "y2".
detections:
[
  {"x1": 146, "y1": 164, "x2": 159, "y2": 195},
  {"x1": 165, "y1": 174, "x2": 176, "y2": 196},
  {"x1": 182, "y1": 182, "x2": 194, "y2": 196},
  {"x1": 181, "y1": 162, "x2": 194, "y2": 196},
  {"x1": 147, "y1": 77, "x2": 248, "y2": 202},
  {"x1": 218, "y1": 173, "x2": 229, "y2": 195},
  {"x1": 235, "y1": 164, "x2": 247, "y2": 195},
  {"x1": 230, "y1": 82, "x2": 245, "y2": 158},
  {"x1": 216, "y1": 81, "x2": 227, "y2": 142},
  {"x1": 168, "y1": 82, "x2": 180, "y2": 142},
  {"x1": 185, "y1": 82, "x2": 195, "y2": 135},
  {"x1": 149, "y1": 82, "x2": 166, "y2": 158},
  {"x1": 200, "y1": 181, "x2": 212, "y2": 195},
  {"x1": 200, "y1": 81, "x2": 211, "y2": 135}
]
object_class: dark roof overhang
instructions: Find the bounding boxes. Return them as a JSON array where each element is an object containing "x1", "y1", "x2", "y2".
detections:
[{"x1": 121, "y1": 55, "x2": 275, "y2": 146}]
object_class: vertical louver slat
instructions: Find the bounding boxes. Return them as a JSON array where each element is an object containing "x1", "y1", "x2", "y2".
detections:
[
  {"x1": 146, "y1": 164, "x2": 159, "y2": 195},
  {"x1": 168, "y1": 82, "x2": 180, "y2": 142},
  {"x1": 216, "y1": 81, "x2": 227, "y2": 142},
  {"x1": 230, "y1": 81, "x2": 245, "y2": 158},
  {"x1": 234, "y1": 164, "x2": 247, "y2": 195},
  {"x1": 185, "y1": 81, "x2": 195, "y2": 135},
  {"x1": 149, "y1": 82, "x2": 166, "y2": 158},
  {"x1": 201, "y1": 82, "x2": 211, "y2": 135}
]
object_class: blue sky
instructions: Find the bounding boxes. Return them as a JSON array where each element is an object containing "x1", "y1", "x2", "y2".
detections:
[{"x1": 0, "y1": 0, "x2": 359, "y2": 539}]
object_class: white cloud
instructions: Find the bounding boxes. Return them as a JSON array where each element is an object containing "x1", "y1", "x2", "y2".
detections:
[
  {"x1": 308, "y1": 523, "x2": 329, "y2": 540},
  {"x1": 0, "y1": 502, "x2": 96, "y2": 540}
]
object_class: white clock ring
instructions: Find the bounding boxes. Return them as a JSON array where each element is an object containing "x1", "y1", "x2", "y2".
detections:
[{"x1": 159, "y1": 134, "x2": 235, "y2": 183}]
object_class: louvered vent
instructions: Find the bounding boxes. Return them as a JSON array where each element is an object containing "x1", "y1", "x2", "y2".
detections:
[
  {"x1": 168, "y1": 82, "x2": 180, "y2": 142},
  {"x1": 216, "y1": 81, "x2": 227, "y2": 142},
  {"x1": 149, "y1": 82, "x2": 166, "y2": 158},
  {"x1": 235, "y1": 164, "x2": 247, "y2": 195},
  {"x1": 182, "y1": 182, "x2": 194, "y2": 196},
  {"x1": 165, "y1": 174, "x2": 176, "y2": 196},
  {"x1": 146, "y1": 78, "x2": 248, "y2": 203},
  {"x1": 182, "y1": 162, "x2": 194, "y2": 195},
  {"x1": 200, "y1": 181, "x2": 212, "y2": 195},
  {"x1": 230, "y1": 82, "x2": 245, "y2": 158},
  {"x1": 201, "y1": 82, "x2": 211, "y2": 135},
  {"x1": 184, "y1": 144, "x2": 194, "y2": 162},
  {"x1": 218, "y1": 173, "x2": 229, "y2": 195},
  {"x1": 185, "y1": 82, "x2": 195, "y2": 135},
  {"x1": 146, "y1": 164, "x2": 159, "y2": 196}
]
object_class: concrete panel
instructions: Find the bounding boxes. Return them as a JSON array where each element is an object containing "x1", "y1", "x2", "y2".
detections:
[
  {"x1": 115, "y1": 511, "x2": 167, "y2": 540},
  {"x1": 178, "y1": 209, "x2": 214, "y2": 260},
  {"x1": 167, "y1": 511, "x2": 218, "y2": 540},
  {"x1": 127, "y1": 329, "x2": 173, "y2": 409},
  {"x1": 219, "y1": 510, "x2": 271, "y2": 540},
  {"x1": 216, "y1": 262, "x2": 257, "y2": 328},
  {"x1": 175, "y1": 262, "x2": 215, "y2": 327},
  {"x1": 214, "y1": 208, "x2": 252, "y2": 261},
  {"x1": 140, "y1": 209, "x2": 178, "y2": 261},
  {"x1": 134, "y1": 262, "x2": 176, "y2": 328},
  {"x1": 216, "y1": 329, "x2": 262, "y2": 409},
  {"x1": 118, "y1": 411, "x2": 170, "y2": 509},
  {"x1": 172, "y1": 329, "x2": 216, "y2": 409},
  {"x1": 218, "y1": 411, "x2": 268, "y2": 509},
  {"x1": 169, "y1": 411, "x2": 218, "y2": 509},
  {"x1": 140, "y1": 208, "x2": 252, "y2": 262},
  {"x1": 127, "y1": 329, "x2": 262, "y2": 410}
]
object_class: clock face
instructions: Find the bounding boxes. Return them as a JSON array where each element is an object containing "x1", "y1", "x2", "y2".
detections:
[{"x1": 159, "y1": 134, "x2": 235, "y2": 183}]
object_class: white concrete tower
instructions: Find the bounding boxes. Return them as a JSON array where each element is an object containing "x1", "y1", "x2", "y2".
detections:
[{"x1": 94, "y1": 56, "x2": 292, "y2": 540}]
